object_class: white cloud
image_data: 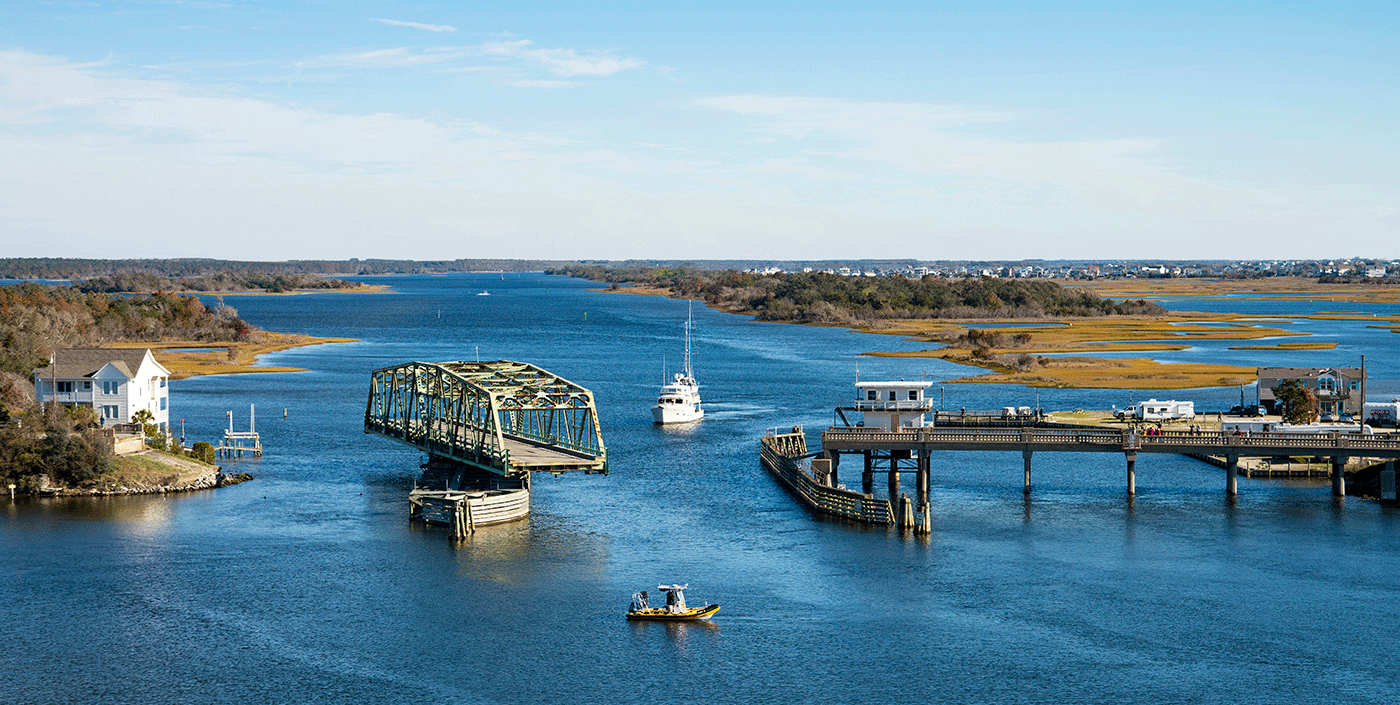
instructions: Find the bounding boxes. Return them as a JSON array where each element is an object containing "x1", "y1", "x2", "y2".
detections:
[{"x1": 371, "y1": 18, "x2": 457, "y2": 33}]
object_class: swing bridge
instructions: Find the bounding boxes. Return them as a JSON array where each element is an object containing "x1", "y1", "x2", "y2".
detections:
[{"x1": 364, "y1": 360, "x2": 608, "y2": 478}]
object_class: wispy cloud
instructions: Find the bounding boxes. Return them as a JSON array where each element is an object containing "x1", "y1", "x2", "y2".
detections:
[
  {"x1": 371, "y1": 18, "x2": 457, "y2": 33},
  {"x1": 481, "y1": 40, "x2": 642, "y2": 77},
  {"x1": 301, "y1": 39, "x2": 643, "y2": 79},
  {"x1": 510, "y1": 79, "x2": 584, "y2": 90},
  {"x1": 303, "y1": 47, "x2": 472, "y2": 68}
]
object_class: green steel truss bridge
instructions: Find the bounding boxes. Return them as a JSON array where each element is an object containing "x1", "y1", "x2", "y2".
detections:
[{"x1": 364, "y1": 360, "x2": 608, "y2": 476}]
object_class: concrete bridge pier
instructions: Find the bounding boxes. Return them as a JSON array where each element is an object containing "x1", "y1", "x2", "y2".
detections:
[
  {"x1": 1332, "y1": 458, "x2": 1346, "y2": 497},
  {"x1": 888, "y1": 456, "x2": 900, "y2": 500},
  {"x1": 1226, "y1": 454, "x2": 1239, "y2": 496},
  {"x1": 1125, "y1": 452, "x2": 1137, "y2": 496},
  {"x1": 827, "y1": 451, "x2": 840, "y2": 489},
  {"x1": 1381, "y1": 460, "x2": 1396, "y2": 504},
  {"x1": 1022, "y1": 448, "x2": 1033, "y2": 495}
]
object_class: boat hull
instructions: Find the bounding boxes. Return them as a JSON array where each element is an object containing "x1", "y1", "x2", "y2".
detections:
[
  {"x1": 652, "y1": 405, "x2": 704, "y2": 424},
  {"x1": 625, "y1": 604, "x2": 721, "y2": 621}
]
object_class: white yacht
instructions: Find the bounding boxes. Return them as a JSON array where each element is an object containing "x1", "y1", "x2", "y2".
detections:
[{"x1": 652, "y1": 304, "x2": 704, "y2": 424}]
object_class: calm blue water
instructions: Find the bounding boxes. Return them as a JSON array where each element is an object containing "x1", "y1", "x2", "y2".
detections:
[{"x1": 4, "y1": 274, "x2": 1399, "y2": 704}]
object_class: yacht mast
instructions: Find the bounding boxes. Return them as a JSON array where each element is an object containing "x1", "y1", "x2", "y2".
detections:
[{"x1": 683, "y1": 301, "x2": 694, "y2": 379}]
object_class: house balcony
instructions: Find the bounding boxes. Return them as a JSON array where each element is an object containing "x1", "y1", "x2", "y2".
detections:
[{"x1": 48, "y1": 392, "x2": 94, "y2": 404}]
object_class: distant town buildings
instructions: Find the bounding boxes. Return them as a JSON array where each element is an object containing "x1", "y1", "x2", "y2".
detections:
[{"x1": 737, "y1": 258, "x2": 1398, "y2": 281}]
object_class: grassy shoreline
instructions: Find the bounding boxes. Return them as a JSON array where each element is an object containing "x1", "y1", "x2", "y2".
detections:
[
  {"x1": 595, "y1": 278, "x2": 1393, "y2": 389},
  {"x1": 113, "y1": 332, "x2": 358, "y2": 379}
]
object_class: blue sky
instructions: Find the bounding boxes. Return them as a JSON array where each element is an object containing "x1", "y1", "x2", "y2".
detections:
[{"x1": 1, "y1": 1, "x2": 1396, "y2": 261}]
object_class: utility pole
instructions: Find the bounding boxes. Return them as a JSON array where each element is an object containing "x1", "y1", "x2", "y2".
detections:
[{"x1": 1360, "y1": 354, "x2": 1366, "y2": 419}]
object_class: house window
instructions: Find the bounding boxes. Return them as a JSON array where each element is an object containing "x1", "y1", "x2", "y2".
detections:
[
  {"x1": 867, "y1": 391, "x2": 877, "y2": 401},
  {"x1": 82, "y1": 381, "x2": 90, "y2": 390},
  {"x1": 1318, "y1": 378, "x2": 1335, "y2": 391},
  {"x1": 888, "y1": 391, "x2": 897, "y2": 401},
  {"x1": 160, "y1": 378, "x2": 166, "y2": 388},
  {"x1": 908, "y1": 390, "x2": 918, "y2": 400},
  {"x1": 160, "y1": 398, "x2": 167, "y2": 411},
  {"x1": 102, "y1": 405, "x2": 119, "y2": 419},
  {"x1": 1350, "y1": 380, "x2": 1359, "y2": 390},
  {"x1": 102, "y1": 381, "x2": 121, "y2": 395},
  {"x1": 56, "y1": 381, "x2": 73, "y2": 394}
]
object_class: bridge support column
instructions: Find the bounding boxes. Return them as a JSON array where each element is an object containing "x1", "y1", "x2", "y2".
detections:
[
  {"x1": 1226, "y1": 454, "x2": 1238, "y2": 496},
  {"x1": 1381, "y1": 460, "x2": 1396, "y2": 505},
  {"x1": 1332, "y1": 458, "x2": 1346, "y2": 497},
  {"x1": 888, "y1": 456, "x2": 899, "y2": 500},
  {"x1": 1022, "y1": 449, "x2": 1032, "y2": 495},
  {"x1": 916, "y1": 451, "x2": 930, "y2": 507},
  {"x1": 1125, "y1": 452, "x2": 1137, "y2": 496},
  {"x1": 862, "y1": 452, "x2": 873, "y2": 495},
  {"x1": 828, "y1": 452, "x2": 840, "y2": 488}
]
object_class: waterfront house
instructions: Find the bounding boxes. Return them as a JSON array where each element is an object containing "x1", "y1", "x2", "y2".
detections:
[
  {"x1": 1257, "y1": 366, "x2": 1364, "y2": 418},
  {"x1": 33, "y1": 348, "x2": 171, "y2": 432}
]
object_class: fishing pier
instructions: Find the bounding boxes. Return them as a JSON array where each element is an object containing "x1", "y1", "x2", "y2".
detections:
[
  {"x1": 364, "y1": 360, "x2": 607, "y2": 535},
  {"x1": 762, "y1": 381, "x2": 1400, "y2": 532}
]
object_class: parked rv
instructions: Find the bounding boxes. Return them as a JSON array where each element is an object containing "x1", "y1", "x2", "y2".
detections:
[{"x1": 1114, "y1": 399, "x2": 1195, "y2": 421}]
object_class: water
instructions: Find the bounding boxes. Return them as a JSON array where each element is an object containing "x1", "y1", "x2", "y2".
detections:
[{"x1": 4, "y1": 274, "x2": 1399, "y2": 704}]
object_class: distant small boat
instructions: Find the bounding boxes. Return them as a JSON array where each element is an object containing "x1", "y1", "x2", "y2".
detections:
[
  {"x1": 477, "y1": 291, "x2": 490, "y2": 296},
  {"x1": 626, "y1": 584, "x2": 720, "y2": 621}
]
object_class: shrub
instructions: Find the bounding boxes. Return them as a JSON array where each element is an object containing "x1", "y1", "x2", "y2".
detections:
[{"x1": 191, "y1": 441, "x2": 216, "y2": 464}]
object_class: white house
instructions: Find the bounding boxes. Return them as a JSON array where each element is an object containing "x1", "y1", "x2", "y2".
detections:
[{"x1": 33, "y1": 348, "x2": 171, "y2": 432}]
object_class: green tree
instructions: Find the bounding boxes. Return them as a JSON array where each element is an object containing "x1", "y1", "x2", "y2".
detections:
[
  {"x1": 191, "y1": 441, "x2": 216, "y2": 464},
  {"x1": 1272, "y1": 379, "x2": 1318, "y2": 424}
]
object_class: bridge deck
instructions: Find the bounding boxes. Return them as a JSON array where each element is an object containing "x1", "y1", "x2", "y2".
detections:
[{"x1": 500, "y1": 435, "x2": 601, "y2": 470}]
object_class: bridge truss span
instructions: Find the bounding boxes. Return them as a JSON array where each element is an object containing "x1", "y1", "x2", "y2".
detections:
[{"x1": 365, "y1": 360, "x2": 608, "y2": 476}]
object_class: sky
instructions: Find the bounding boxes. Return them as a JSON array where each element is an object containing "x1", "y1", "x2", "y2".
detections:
[{"x1": 1, "y1": 1, "x2": 1396, "y2": 261}]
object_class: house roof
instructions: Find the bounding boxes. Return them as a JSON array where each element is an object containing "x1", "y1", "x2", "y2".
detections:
[
  {"x1": 1257, "y1": 367, "x2": 1364, "y2": 380},
  {"x1": 32, "y1": 348, "x2": 160, "y2": 380}
]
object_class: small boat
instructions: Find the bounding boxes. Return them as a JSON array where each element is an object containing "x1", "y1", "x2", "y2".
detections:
[
  {"x1": 626, "y1": 584, "x2": 720, "y2": 621},
  {"x1": 476, "y1": 291, "x2": 490, "y2": 296},
  {"x1": 652, "y1": 302, "x2": 703, "y2": 424}
]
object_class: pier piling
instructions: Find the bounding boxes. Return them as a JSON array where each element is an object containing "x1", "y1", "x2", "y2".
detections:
[
  {"x1": 862, "y1": 452, "x2": 873, "y2": 495},
  {"x1": 1022, "y1": 449, "x2": 1033, "y2": 495},
  {"x1": 1226, "y1": 454, "x2": 1239, "y2": 496},
  {"x1": 1381, "y1": 461, "x2": 1396, "y2": 504},
  {"x1": 1332, "y1": 458, "x2": 1346, "y2": 497},
  {"x1": 1125, "y1": 452, "x2": 1137, "y2": 496}
]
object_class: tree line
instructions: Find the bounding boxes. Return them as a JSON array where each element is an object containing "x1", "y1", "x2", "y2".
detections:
[
  {"x1": 74, "y1": 272, "x2": 369, "y2": 294},
  {"x1": 551, "y1": 266, "x2": 1166, "y2": 322}
]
